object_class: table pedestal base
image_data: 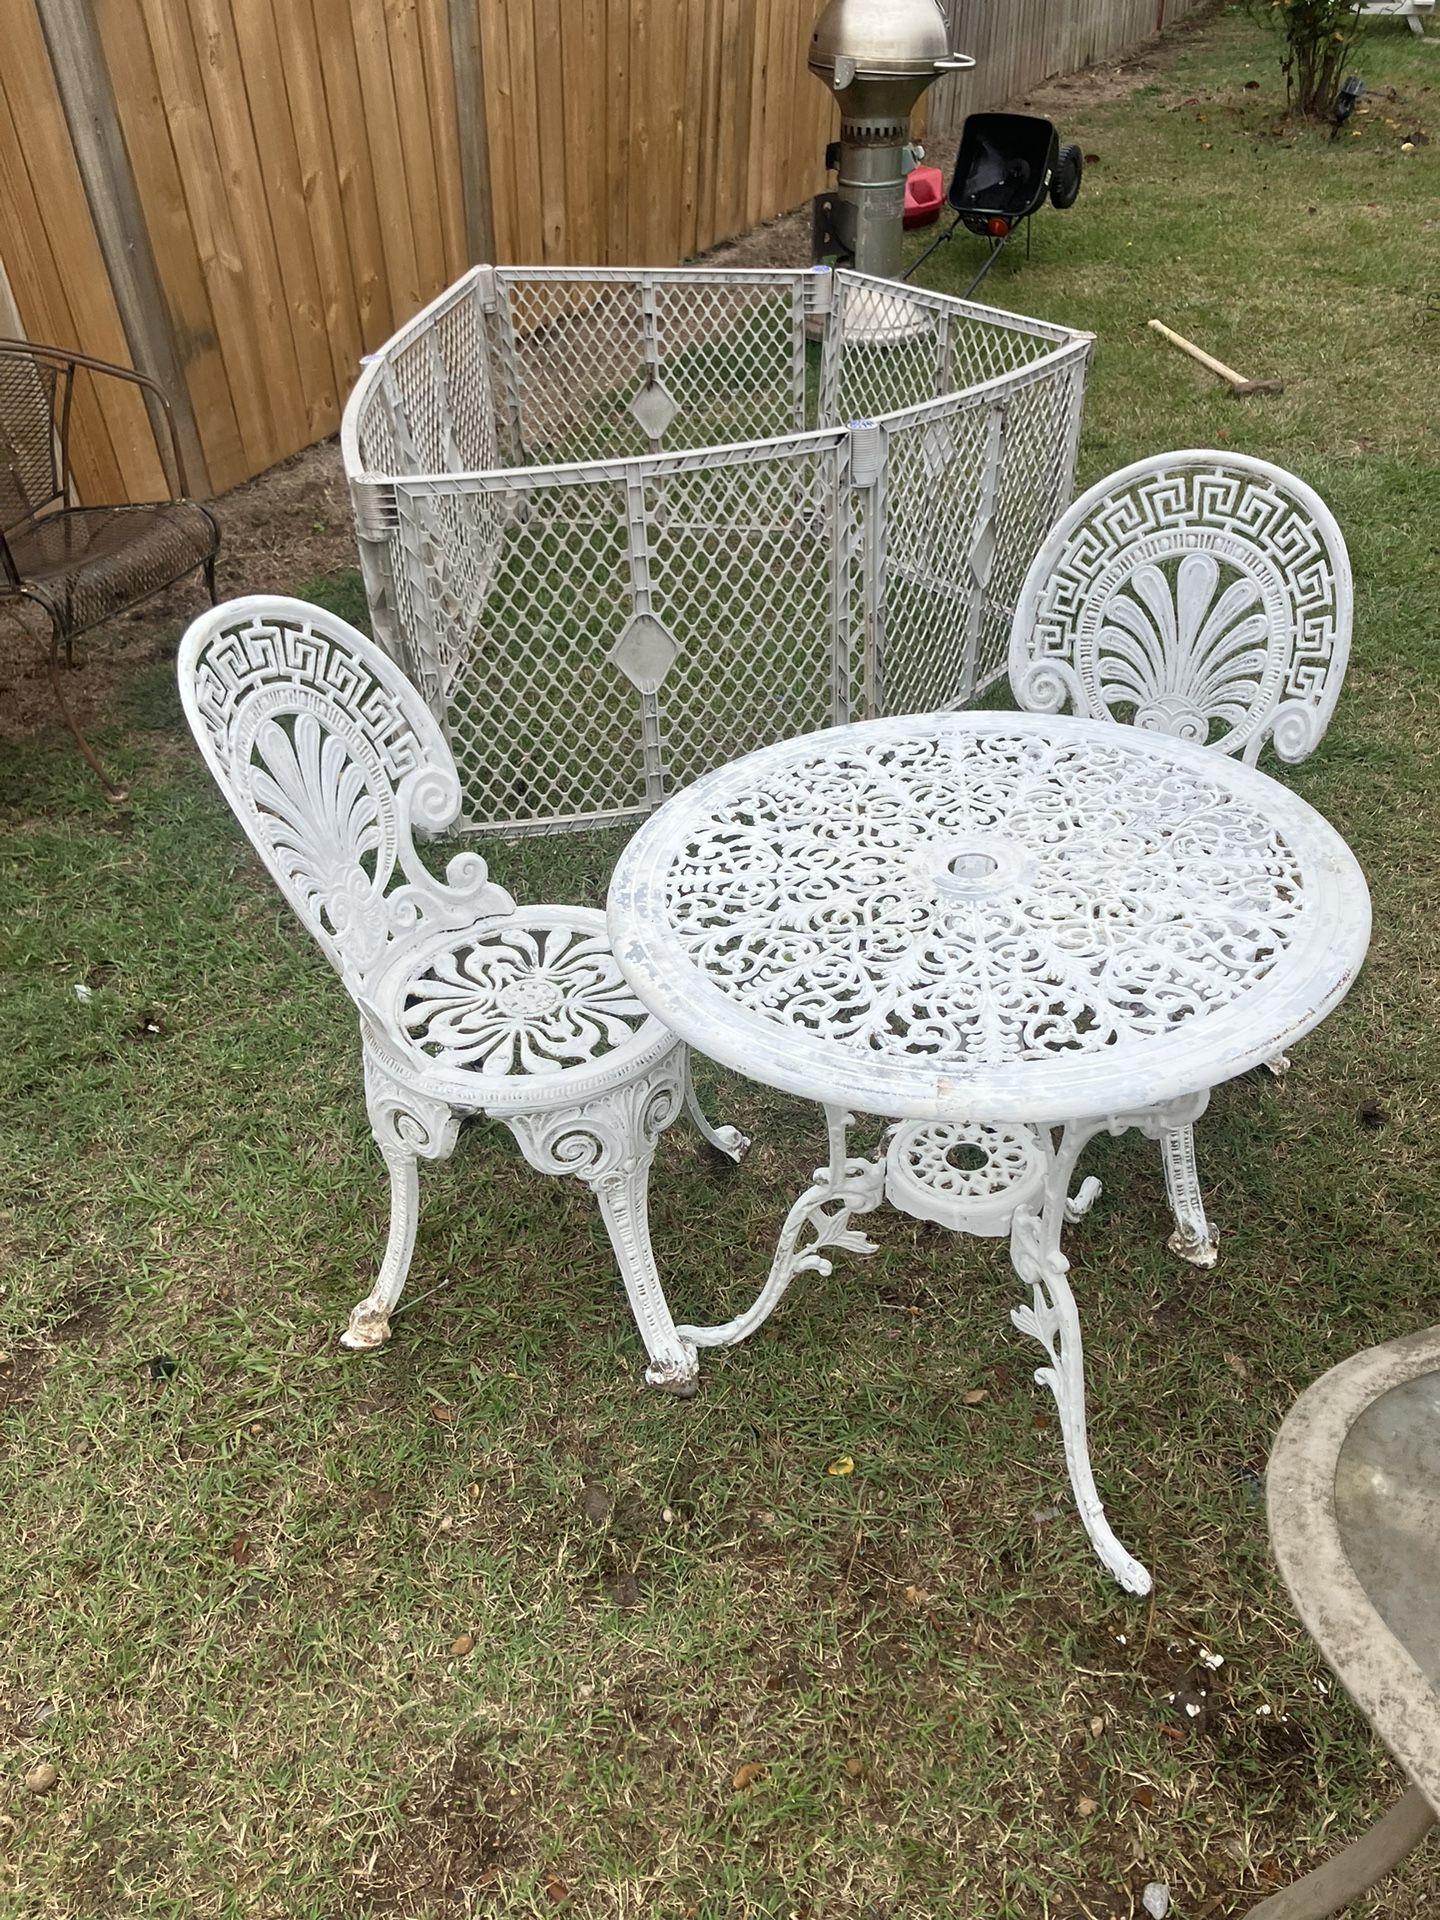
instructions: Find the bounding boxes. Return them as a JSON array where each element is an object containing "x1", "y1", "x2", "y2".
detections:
[{"x1": 672, "y1": 1092, "x2": 1211, "y2": 1595}]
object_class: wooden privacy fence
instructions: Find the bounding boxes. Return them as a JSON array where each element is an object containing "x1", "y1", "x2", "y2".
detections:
[{"x1": 1, "y1": 0, "x2": 1203, "y2": 509}]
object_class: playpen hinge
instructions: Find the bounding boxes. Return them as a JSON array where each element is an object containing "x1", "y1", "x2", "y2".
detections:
[
  {"x1": 846, "y1": 420, "x2": 884, "y2": 487},
  {"x1": 805, "y1": 267, "x2": 835, "y2": 318},
  {"x1": 350, "y1": 479, "x2": 399, "y2": 539},
  {"x1": 472, "y1": 266, "x2": 499, "y2": 312}
]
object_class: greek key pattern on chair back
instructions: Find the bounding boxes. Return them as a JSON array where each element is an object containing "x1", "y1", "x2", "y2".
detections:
[
  {"x1": 178, "y1": 596, "x2": 514, "y2": 991},
  {"x1": 1008, "y1": 452, "x2": 1352, "y2": 765}
]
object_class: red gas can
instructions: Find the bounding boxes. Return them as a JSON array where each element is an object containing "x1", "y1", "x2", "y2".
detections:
[{"x1": 903, "y1": 165, "x2": 944, "y2": 229}]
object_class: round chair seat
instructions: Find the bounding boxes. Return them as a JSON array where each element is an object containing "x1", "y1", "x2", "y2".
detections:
[{"x1": 375, "y1": 905, "x2": 677, "y2": 1112}]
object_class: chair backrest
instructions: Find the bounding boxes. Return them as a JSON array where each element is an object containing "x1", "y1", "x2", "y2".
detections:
[
  {"x1": 0, "y1": 345, "x2": 64, "y2": 535},
  {"x1": 178, "y1": 596, "x2": 514, "y2": 998},
  {"x1": 1007, "y1": 451, "x2": 1352, "y2": 765}
]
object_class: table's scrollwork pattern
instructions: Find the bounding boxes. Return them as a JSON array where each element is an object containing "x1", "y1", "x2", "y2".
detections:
[{"x1": 663, "y1": 728, "x2": 1307, "y2": 1071}]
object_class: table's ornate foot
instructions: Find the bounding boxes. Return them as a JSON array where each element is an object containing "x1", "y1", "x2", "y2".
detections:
[
  {"x1": 1064, "y1": 1175, "x2": 1103, "y2": 1224},
  {"x1": 1009, "y1": 1180, "x2": 1152, "y2": 1597},
  {"x1": 1158, "y1": 1121, "x2": 1219, "y2": 1268},
  {"x1": 676, "y1": 1106, "x2": 883, "y2": 1352},
  {"x1": 502, "y1": 1052, "x2": 700, "y2": 1395},
  {"x1": 682, "y1": 1052, "x2": 751, "y2": 1163},
  {"x1": 1265, "y1": 1052, "x2": 1292, "y2": 1077}
]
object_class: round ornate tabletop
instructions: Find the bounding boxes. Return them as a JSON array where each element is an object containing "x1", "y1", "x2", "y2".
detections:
[{"x1": 607, "y1": 712, "x2": 1371, "y2": 1125}]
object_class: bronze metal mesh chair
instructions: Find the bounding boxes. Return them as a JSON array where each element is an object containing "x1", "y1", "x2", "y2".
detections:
[{"x1": 1, "y1": 340, "x2": 220, "y2": 799}]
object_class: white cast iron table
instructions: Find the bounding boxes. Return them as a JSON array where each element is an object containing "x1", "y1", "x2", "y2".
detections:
[{"x1": 607, "y1": 713, "x2": 1371, "y2": 1593}]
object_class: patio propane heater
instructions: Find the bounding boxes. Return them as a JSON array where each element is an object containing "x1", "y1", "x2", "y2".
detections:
[{"x1": 809, "y1": 0, "x2": 973, "y2": 282}]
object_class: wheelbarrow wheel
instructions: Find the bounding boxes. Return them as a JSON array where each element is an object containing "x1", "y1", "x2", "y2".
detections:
[{"x1": 1050, "y1": 144, "x2": 1083, "y2": 209}]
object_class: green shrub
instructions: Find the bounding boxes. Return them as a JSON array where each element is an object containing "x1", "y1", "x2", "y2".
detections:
[{"x1": 1260, "y1": 0, "x2": 1366, "y2": 119}]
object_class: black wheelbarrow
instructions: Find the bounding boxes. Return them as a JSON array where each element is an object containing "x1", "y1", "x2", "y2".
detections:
[{"x1": 904, "y1": 113, "x2": 1083, "y2": 296}]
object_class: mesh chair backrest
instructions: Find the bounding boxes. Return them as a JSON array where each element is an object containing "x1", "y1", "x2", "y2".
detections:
[
  {"x1": 177, "y1": 597, "x2": 513, "y2": 995},
  {"x1": 1008, "y1": 451, "x2": 1352, "y2": 765},
  {"x1": 0, "y1": 350, "x2": 62, "y2": 532}
]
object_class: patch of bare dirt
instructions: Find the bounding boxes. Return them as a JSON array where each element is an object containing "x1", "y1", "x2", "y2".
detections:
[{"x1": 353, "y1": 1742, "x2": 532, "y2": 1914}]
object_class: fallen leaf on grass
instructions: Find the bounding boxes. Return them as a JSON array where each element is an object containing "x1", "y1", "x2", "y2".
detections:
[
  {"x1": 732, "y1": 1761, "x2": 766, "y2": 1790},
  {"x1": 1077, "y1": 1796, "x2": 1098, "y2": 1817},
  {"x1": 844, "y1": 1757, "x2": 863, "y2": 1778},
  {"x1": 230, "y1": 1533, "x2": 252, "y2": 1566},
  {"x1": 962, "y1": 1389, "x2": 988, "y2": 1406},
  {"x1": 430, "y1": 1404, "x2": 454, "y2": 1423},
  {"x1": 903, "y1": 1584, "x2": 932, "y2": 1606},
  {"x1": 1133, "y1": 1784, "x2": 1155, "y2": 1809},
  {"x1": 825, "y1": 1456, "x2": 855, "y2": 1476},
  {"x1": 450, "y1": 1632, "x2": 475, "y2": 1657},
  {"x1": 1089, "y1": 1715, "x2": 1105, "y2": 1736},
  {"x1": 545, "y1": 1876, "x2": 570, "y2": 1905}
]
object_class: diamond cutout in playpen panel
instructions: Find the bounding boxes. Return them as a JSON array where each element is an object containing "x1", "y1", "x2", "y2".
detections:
[
  {"x1": 440, "y1": 481, "x2": 647, "y2": 832},
  {"x1": 830, "y1": 288, "x2": 944, "y2": 425},
  {"x1": 652, "y1": 280, "x2": 804, "y2": 448},
  {"x1": 431, "y1": 292, "x2": 501, "y2": 472},
  {"x1": 980, "y1": 367, "x2": 1084, "y2": 689},
  {"x1": 642, "y1": 449, "x2": 841, "y2": 792},
  {"x1": 877, "y1": 405, "x2": 997, "y2": 716},
  {"x1": 502, "y1": 279, "x2": 651, "y2": 465}
]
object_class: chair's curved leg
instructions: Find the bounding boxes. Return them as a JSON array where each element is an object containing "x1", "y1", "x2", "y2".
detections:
[
  {"x1": 682, "y1": 1052, "x2": 750, "y2": 1163},
  {"x1": 43, "y1": 609, "x2": 128, "y2": 803},
  {"x1": 342, "y1": 1142, "x2": 422, "y2": 1351},
  {"x1": 1265, "y1": 1052, "x2": 1291, "y2": 1077},
  {"x1": 1241, "y1": 1785, "x2": 1436, "y2": 1919},
  {"x1": 589, "y1": 1148, "x2": 699, "y2": 1396},
  {"x1": 202, "y1": 553, "x2": 219, "y2": 607},
  {"x1": 342, "y1": 1055, "x2": 460, "y2": 1351},
  {"x1": 501, "y1": 1046, "x2": 699, "y2": 1394},
  {"x1": 1160, "y1": 1122, "x2": 1218, "y2": 1268}
]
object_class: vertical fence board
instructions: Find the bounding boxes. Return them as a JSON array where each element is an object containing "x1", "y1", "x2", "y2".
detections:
[
  {"x1": 230, "y1": 0, "x2": 338, "y2": 441},
  {"x1": 267, "y1": 0, "x2": 366, "y2": 400},
  {"x1": 95, "y1": 0, "x2": 246, "y2": 491},
  {"x1": 416, "y1": 0, "x2": 468, "y2": 278},
  {"x1": 0, "y1": 1, "x2": 163, "y2": 502},
  {"x1": 350, "y1": 0, "x2": 425, "y2": 319},
  {"x1": 477, "y1": 0, "x2": 519, "y2": 264},
  {"x1": 383, "y1": 0, "x2": 449, "y2": 300}
]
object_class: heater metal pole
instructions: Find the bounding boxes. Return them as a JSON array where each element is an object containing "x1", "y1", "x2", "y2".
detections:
[{"x1": 808, "y1": 0, "x2": 972, "y2": 279}]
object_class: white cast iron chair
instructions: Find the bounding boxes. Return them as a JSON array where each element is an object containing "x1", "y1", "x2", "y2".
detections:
[
  {"x1": 178, "y1": 596, "x2": 748, "y2": 1389},
  {"x1": 1008, "y1": 450, "x2": 1352, "y2": 1265}
]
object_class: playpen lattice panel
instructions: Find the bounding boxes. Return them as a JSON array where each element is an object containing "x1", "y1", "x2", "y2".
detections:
[{"x1": 344, "y1": 267, "x2": 1091, "y2": 836}]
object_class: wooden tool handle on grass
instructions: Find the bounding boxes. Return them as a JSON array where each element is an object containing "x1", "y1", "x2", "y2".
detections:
[{"x1": 1148, "y1": 318, "x2": 1250, "y2": 389}]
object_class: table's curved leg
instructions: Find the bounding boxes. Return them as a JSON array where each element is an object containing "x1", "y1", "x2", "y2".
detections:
[
  {"x1": 1241, "y1": 1784, "x2": 1436, "y2": 1920},
  {"x1": 1160, "y1": 1121, "x2": 1219, "y2": 1268},
  {"x1": 1009, "y1": 1118, "x2": 1152, "y2": 1597},
  {"x1": 675, "y1": 1106, "x2": 884, "y2": 1351}
]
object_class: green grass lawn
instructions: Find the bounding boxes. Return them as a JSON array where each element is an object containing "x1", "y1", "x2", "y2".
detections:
[{"x1": 4, "y1": 10, "x2": 1440, "y2": 1916}]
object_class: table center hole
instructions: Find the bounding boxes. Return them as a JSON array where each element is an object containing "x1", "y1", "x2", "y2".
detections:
[
  {"x1": 948, "y1": 852, "x2": 998, "y2": 880},
  {"x1": 944, "y1": 1141, "x2": 989, "y2": 1174}
]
